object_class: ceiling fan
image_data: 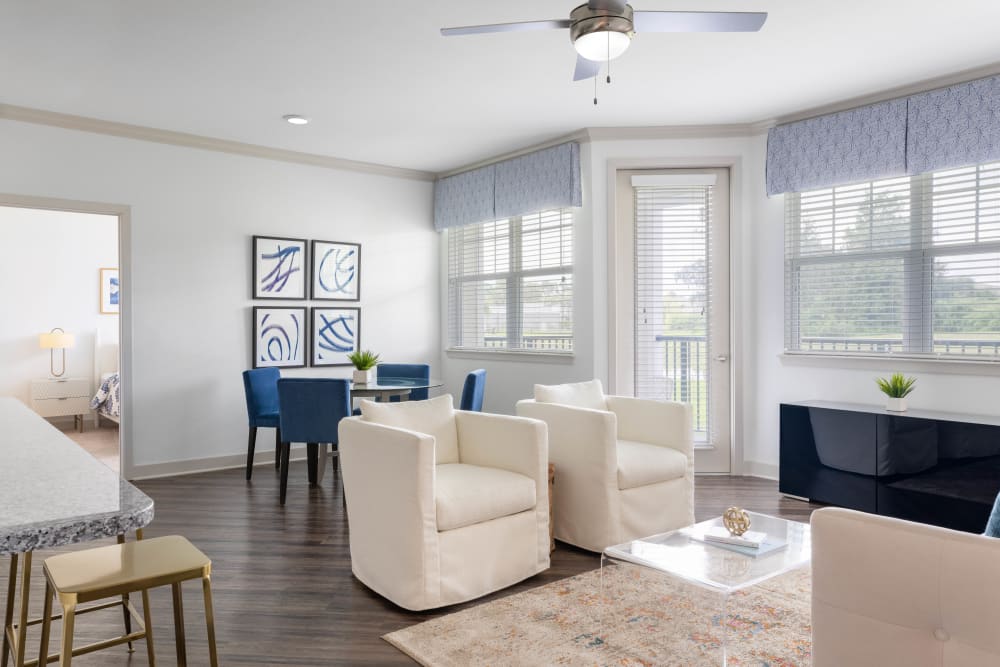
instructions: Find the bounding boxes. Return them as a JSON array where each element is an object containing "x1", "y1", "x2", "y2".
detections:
[{"x1": 441, "y1": 1, "x2": 767, "y2": 83}]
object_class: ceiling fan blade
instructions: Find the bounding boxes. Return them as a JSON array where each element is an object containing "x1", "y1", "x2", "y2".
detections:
[
  {"x1": 588, "y1": 0, "x2": 628, "y2": 12},
  {"x1": 573, "y1": 55, "x2": 601, "y2": 81},
  {"x1": 632, "y1": 11, "x2": 768, "y2": 33},
  {"x1": 441, "y1": 19, "x2": 571, "y2": 37}
]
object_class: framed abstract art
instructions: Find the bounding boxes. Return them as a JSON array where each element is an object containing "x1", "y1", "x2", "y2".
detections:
[
  {"x1": 253, "y1": 306, "x2": 307, "y2": 368},
  {"x1": 310, "y1": 307, "x2": 360, "y2": 367},
  {"x1": 311, "y1": 240, "x2": 360, "y2": 301},
  {"x1": 253, "y1": 235, "x2": 307, "y2": 300},
  {"x1": 99, "y1": 267, "x2": 119, "y2": 314}
]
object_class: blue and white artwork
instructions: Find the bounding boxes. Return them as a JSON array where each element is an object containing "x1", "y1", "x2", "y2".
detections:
[
  {"x1": 253, "y1": 236, "x2": 307, "y2": 299},
  {"x1": 310, "y1": 307, "x2": 360, "y2": 366},
  {"x1": 254, "y1": 307, "x2": 306, "y2": 368},
  {"x1": 100, "y1": 268, "x2": 119, "y2": 314},
  {"x1": 311, "y1": 240, "x2": 360, "y2": 301}
]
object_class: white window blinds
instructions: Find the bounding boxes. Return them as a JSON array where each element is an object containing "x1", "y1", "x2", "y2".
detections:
[
  {"x1": 634, "y1": 176, "x2": 714, "y2": 436},
  {"x1": 785, "y1": 161, "x2": 1000, "y2": 359},
  {"x1": 447, "y1": 209, "x2": 573, "y2": 353}
]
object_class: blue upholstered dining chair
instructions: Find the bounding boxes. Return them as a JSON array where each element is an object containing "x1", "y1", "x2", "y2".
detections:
[
  {"x1": 242, "y1": 368, "x2": 281, "y2": 481},
  {"x1": 276, "y1": 378, "x2": 352, "y2": 505},
  {"x1": 460, "y1": 369, "x2": 486, "y2": 411},
  {"x1": 377, "y1": 363, "x2": 431, "y2": 402}
]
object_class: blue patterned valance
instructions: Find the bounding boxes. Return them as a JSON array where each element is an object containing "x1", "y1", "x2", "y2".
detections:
[
  {"x1": 433, "y1": 142, "x2": 581, "y2": 231},
  {"x1": 495, "y1": 143, "x2": 582, "y2": 219},
  {"x1": 766, "y1": 99, "x2": 908, "y2": 196},
  {"x1": 767, "y1": 74, "x2": 1000, "y2": 195},
  {"x1": 907, "y1": 75, "x2": 1000, "y2": 176}
]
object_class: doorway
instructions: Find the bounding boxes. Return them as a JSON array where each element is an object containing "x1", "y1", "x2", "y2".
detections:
[
  {"x1": 612, "y1": 168, "x2": 732, "y2": 473},
  {"x1": 0, "y1": 195, "x2": 129, "y2": 473}
]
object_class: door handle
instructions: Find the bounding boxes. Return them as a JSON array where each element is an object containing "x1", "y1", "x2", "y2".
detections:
[{"x1": 715, "y1": 355, "x2": 729, "y2": 362}]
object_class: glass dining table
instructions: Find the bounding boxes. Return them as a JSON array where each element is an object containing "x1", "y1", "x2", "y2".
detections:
[{"x1": 349, "y1": 376, "x2": 444, "y2": 402}]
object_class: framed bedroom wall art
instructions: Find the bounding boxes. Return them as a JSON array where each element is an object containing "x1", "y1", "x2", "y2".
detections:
[
  {"x1": 310, "y1": 307, "x2": 360, "y2": 367},
  {"x1": 253, "y1": 306, "x2": 307, "y2": 368},
  {"x1": 253, "y1": 235, "x2": 307, "y2": 299},
  {"x1": 311, "y1": 240, "x2": 360, "y2": 301},
  {"x1": 100, "y1": 267, "x2": 119, "y2": 314}
]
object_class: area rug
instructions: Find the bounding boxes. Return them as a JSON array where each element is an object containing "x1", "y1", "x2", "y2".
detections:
[{"x1": 384, "y1": 563, "x2": 811, "y2": 666}]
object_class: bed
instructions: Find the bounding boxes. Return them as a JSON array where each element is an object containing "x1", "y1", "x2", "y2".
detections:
[{"x1": 91, "y1": 333, "x2": 121, "y2": 427}]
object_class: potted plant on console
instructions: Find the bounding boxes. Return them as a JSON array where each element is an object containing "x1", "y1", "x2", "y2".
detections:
[
  {"x1": 876, "y1": 372, "x2": 916, "y2": 412},
  {"x1": 348, "y1": 350, "x2": 380, "y2": 385}
]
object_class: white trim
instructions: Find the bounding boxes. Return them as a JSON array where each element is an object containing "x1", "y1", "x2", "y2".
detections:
[
  {"x1": 780, "y1": 352, "x2": 1000, "y2": 376},
  {"x1": 587, "y1": 124, "x2": 757, "y2": 142},
  {"x1": 0, "y1": 192, "x2": 134, "y2": 477},
  {"x1": 445, "y1": 349, "x2": 575, "y2": 364},
  {"x1": 742, "y1": 461, "x2": 779, "y2": 480},
  {"x1": 130, "y1": 445, "x2": 311, "y2": 481},
  {"x1": 631, "y1": 173, "x2": 718, "y2": 187},
  {"x1": 0, "y1": 104, "x2": 434, "y2": 182}
]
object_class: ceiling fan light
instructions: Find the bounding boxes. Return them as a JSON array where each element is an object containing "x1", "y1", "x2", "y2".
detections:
[{"x1": 574, "y1": 30, "x2": 631, "y2": 62}]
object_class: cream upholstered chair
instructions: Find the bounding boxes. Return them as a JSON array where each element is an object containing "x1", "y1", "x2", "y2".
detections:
[
  {"x1": 812, "y1": 507, "x2": 1000, "y2": 666},
  {"x1": 515, "y1": 379, "x2": 693, "y2": 552},
  {"x1": 338, "y1": 394, "x2": 550, "y2": 611}
]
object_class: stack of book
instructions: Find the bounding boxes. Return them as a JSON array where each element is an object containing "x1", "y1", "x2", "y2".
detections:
[{"x1": 694, "y1": 526, "x2": 788, "y2": 557}]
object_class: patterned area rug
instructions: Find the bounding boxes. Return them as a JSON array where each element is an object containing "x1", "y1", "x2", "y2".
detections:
[{"x1": 384, "y1": 563, "x2": 811, "y2": 666}]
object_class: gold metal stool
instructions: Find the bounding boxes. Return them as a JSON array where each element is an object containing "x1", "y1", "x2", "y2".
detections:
[{"x1": 38, "y1": 536, "x2": 218, "y2": 667}]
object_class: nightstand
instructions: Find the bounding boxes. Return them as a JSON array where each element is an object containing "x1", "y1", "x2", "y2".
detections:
[{"x1": 30, "y1": 378, "x2": 91, "y2": 432}]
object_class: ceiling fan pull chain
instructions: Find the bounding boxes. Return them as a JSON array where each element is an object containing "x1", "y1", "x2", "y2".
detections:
[
  {"x1": 594, "y1": 72, "x2": 598, "y2": 105},
  {"x1": 607, "y1": 31, "x2": 612, "y2": 84}
]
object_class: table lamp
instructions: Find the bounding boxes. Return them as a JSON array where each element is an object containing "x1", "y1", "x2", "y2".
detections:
[{"x1": 39, "y1": 327, "x2": 75, "y2": 379}]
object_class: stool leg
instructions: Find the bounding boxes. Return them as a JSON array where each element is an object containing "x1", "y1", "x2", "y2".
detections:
[
  {"x1": 37, "y1": 582, "x2": 52, "y2": 667},
  {"x1": 279, "y1": 441, "x2": 291, "y2": 505},
  {"x1": 274, "y1": 427, "x2": 282, "y2": 470},
  {"x1": 15, "y1": 552, "x2": 31, "y2": 667},
  {"x1": 2, "y1": 554, "x2": 16, "y2": 667},
  {"x1": 171, "y1": 583, "x2": 186, "y2": 666},
  {"x1": 58, "y1": 600, "x2": 74, "y2": 667},
  {"x1": 201, "y1": 576, "x2": 218, "y2": 667},
  {"x1": 141, "y1": 589, "x2": 155, "y2": 666},
  {"x1": 245, "y1": 426, "x2": 257, "y2": 481},
  {"x1": 116, "y1": 535, "x2": 134, "y2": 652}
]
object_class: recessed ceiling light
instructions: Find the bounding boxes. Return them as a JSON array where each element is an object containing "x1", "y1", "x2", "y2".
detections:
[{"x1": 283, "y1": 115, "x2": 309, "y2": 125}]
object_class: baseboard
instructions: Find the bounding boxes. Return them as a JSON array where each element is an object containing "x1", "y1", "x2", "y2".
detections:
[
  {"x1": 741, "y1": 461, "x2": 779, "y2": 480},
  {"x1": 128, "y1": 444, "x2": 310, "y2": 480}
]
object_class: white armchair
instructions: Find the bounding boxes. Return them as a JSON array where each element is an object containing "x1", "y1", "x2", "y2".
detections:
[
  {"x1": 516, "y1": 379, "x2": 693, "y2": 552},
  {"x1": 812, "y1": 507, "x2": 1000, "y2": 666},
  {"x1": 338, "y1": 394, "x2": 550, "y2": 611}
]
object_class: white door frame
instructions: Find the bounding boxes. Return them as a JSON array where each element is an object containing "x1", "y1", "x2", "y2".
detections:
[
  {"x1": 605, "y1": 157, "x2": 745, "y2": 476},
  {"x1": 0, "y1": 192, "x2": 134, "y2": 477}
]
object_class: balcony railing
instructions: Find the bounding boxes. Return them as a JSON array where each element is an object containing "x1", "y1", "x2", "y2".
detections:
[
  {"x1": 482, "y1": 334, "x2": 573, "y2": 351},
  {"x1": 653, "y1": 334, "x2": 709, "y2": 434},
  {"x1": 797, "y1": 337, "x2": 1000, "y2": 356}
]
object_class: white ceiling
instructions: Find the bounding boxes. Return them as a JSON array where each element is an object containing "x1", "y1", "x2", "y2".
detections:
[{"x1": 2, "y1": 1, "x2": 1000, "y2": 174}]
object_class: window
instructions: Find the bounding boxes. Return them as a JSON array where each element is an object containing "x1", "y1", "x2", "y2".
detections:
[
  {"x1": 785, "y1": 161, "x2": 1000, "y2": 359},
  {"x1": 447, "y1": 209, "x2": 573, "y2": 353}
]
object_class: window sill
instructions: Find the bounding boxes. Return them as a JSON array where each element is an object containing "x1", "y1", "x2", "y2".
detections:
[
  {"x1": 780, "y1": 351, "x2": 1000, "y2": 376},
  {"x1": 445, "y1": 348, "x2": 575, "y2": 364}
]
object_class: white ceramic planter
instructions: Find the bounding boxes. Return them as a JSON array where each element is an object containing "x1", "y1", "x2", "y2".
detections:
[
  {"x1": 353, "y1": 368, "x2": 375, "y2": 385},
  {"x1": 885, "y1": 397, "x2": 907, "y2": 412}
]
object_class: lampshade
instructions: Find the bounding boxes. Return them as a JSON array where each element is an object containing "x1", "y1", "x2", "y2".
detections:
[
  {"x1": 39, "y1": 331, "x2": 75, "y2": 349},
  {"x1": 574, "y1": 30, "x2": 631, "y2": 62}
]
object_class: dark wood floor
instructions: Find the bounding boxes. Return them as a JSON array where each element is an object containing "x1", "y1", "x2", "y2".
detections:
[{"x1": 2, "y1": 464, "x2": 822, "y2": 665}]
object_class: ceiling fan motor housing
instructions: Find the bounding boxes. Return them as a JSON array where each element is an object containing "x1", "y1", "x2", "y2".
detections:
[{"x1": 569, "y1": 3, "x2": 635, "y2": 46}]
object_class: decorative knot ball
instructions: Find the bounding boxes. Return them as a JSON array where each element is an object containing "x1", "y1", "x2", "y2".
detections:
[{"x1": 723, "y1": 507, "x2": 751, "y2": 536}]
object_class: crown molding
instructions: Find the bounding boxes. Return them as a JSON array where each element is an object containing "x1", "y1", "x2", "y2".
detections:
[
  {"x1": 763, "y1": 60, "x2": 1000, "y2": 127},
  {"x1": 585, "y1": 123, "x2": 758, "y2": 141},
  {"x1": 435, "y1": 130, "x2": 589, "y2": 179},
  {"x1": 0, "y1": 103, "x2": 435, "y2": 182}
]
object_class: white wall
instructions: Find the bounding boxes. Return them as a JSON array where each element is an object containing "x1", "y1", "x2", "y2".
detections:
[
  {"x1": 0, "y1": 207, "x2": 118, "y2": 405},
  {"x1": 0, "y1": 120, "x2": 437, "y2": 475}
]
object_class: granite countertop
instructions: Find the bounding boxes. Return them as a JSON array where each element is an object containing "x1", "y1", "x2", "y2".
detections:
[{"x1": 0, "y1": 397, "x2": 154, "y2": 554}]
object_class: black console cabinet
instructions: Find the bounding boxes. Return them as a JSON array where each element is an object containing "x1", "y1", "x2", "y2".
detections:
[{"x1": 780, "y1": 401, "x2": 1000, "y2": 533}]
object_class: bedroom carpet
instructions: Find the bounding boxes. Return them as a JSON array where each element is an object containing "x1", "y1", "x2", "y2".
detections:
[{"x1": 384, "y1": 564, "x2": 812, "y2": 666}]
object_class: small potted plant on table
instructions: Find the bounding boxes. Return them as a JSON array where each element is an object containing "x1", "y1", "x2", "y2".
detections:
[
  {"x1": 876, "y1": 372, "x2": 916, "y2": 412},
  {"x1": 348, "y1": 350, "x2": 380, "y2": 385}
]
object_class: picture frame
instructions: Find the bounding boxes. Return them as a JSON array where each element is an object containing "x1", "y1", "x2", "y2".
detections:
[
  {"x1": 99, "y1": 267, "x2": 119, "y2": 314},
  {"x1": 253, "y1": 235, "x2": 307, "y2": 300},
  {"x1": 310, "y1": 307, "x2": 360, "y2": 367},
  {"x1": 311, "y1": 240, "x2": 361, "y2": 301},
  {"x1": 253, "y1": 306, "x2": 307, "y2": 368}
]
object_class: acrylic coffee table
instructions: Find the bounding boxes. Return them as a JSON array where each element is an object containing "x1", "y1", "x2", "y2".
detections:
[{"x1": 601, "y1": 512, "x2": 811, "y2": 664}]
